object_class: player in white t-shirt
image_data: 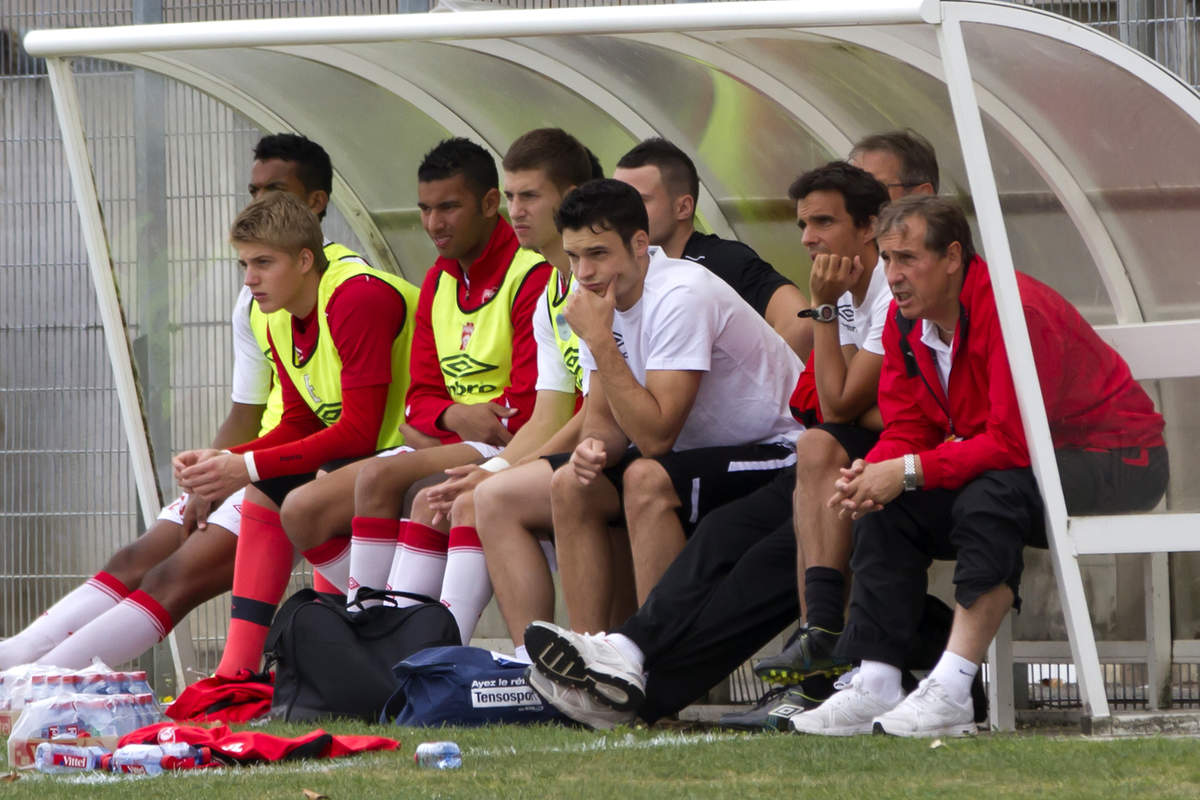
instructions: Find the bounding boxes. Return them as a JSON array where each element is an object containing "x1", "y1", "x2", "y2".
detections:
[{"x1": 538, "y1": 178, "x2": 804, "y2": 639}]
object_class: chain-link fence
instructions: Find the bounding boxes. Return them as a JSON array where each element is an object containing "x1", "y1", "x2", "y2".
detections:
[{"x1": 2, "y1": 0, "x2": 1198, "y2": 701}]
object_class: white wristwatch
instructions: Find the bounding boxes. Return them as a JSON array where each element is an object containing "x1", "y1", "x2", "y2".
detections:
[{"x1": 902, "y1": 454, "x2": 920, "y2": 492}]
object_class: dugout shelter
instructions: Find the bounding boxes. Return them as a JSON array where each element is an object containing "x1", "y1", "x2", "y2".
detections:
[{"x1": 23, "y1": 0, "x2": 1200, "y2": 732}]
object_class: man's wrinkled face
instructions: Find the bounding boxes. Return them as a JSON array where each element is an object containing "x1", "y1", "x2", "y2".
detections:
[{"x1": 880, "y1": 215, "x2": 959, "y2": 321}]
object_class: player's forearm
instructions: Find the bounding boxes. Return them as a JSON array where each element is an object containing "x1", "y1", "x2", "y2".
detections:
[
  {"x1": 813, "y1": 323, "x2": 855, "y2": 422},
  {"x1": 501, "y1": 390, "x2": 576, "y2": 464},
  {"x1": 588, "y1": 338, "x2": 678, "y2": 456},
  {"x1": 210, "y1": 402, "x2": 267, "y2": 450}
]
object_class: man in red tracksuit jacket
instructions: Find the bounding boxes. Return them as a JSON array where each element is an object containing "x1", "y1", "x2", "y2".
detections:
[{"x1": 791, "y1": 195, "x2": 1167, "y2": 739}]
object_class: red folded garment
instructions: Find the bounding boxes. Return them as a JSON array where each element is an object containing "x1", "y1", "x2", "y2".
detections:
[
  {"x1": 165, "y1": 669, "x2": 273, "y2": 723},
  {"x1": 120, "y1": 722, "x2": 400, "y2": 765}
]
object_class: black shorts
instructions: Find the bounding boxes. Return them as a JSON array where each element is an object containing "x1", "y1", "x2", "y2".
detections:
[
  {"x1": 545, "y1": 442, "x2": 797, "y2": 536},
  {"x1": 252, "y1": 452, "x2": 372, "y2": 508},
  {"x1": 813, "y1": 422, "x2": 880, "y2": 463}
]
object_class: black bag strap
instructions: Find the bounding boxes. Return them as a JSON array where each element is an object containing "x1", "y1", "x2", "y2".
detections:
[{"x1": 347, "y1": 585, "x2": 438, "y2": 610}]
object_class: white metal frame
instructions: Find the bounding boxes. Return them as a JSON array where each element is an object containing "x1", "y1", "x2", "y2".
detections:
[{"x1": 25, "y1": 0, "x2": 1200, "y2": 729}]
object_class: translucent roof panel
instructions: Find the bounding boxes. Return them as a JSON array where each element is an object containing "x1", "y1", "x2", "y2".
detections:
[
  {"x1": 960, "y1": 18, "x2": 1200, "y2": 323},
  {"x1": 23, "y1": 0, "x2": 1200, "y2": 319}
]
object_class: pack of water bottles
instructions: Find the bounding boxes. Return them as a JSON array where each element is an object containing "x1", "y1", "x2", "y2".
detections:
[
  {"x1": 33, "y1": 741, "x2": 214, "y2": 775},
  {"x1": 2, "y1": 662, "x2": 163, "y2": 769}
]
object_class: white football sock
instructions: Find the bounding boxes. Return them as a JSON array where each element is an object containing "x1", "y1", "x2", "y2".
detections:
[
  {"x1": 386, "y1": 520, "x2": 448, "y2": 608},
  {"x1": 0, "y1": 572, "x2": 129, "y2": 669},
  {"x1": 929, "y1": 650, "x2": 979, "y2": 705},
  {"x1": 38, "y1": 590, "x2": 171, "y2": 670},
  {"x1": 302, "y1": 536, "x2": 351, "y2": 594},
  {"x1": 513, "y1": 644, "x2": 531, "y2": 663},
  {"x1": 439, "y1": 526, "x2": 492, "y2": 645},
  {"x1": 347, "y1": 516, "x2": 401, "y2": 606},
  {"x1": 858, "y1": 659, "x2": 905, "y2": 705}
]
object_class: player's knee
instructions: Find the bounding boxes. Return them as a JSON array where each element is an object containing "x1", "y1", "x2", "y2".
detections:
[
  {"x1": 450, "y1": 490, "x2": 476, "y2": 528},
  {"x1": 794, "y1": 428, "x2": 846, "y2": 479},
  {"x1": 410, "y1": 486, "x2": 437, "y2": 526},
  {"x1": 354, "y1": 455, "x2": 406, "y2": 508},
  {"x1": 280, "y1": 485, "x2": 322, "y2": 550},
  {"x1": 549, "y1": 461, "x2": 585, "y2": 506},
  {"x1": 621, "y1": 458, "x2": 676, "y2": 518}
]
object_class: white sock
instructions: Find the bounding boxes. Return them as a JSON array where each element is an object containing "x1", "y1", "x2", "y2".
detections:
[
  {"x1": 605, "y1": 633, "x2": 645, "y2": 673},
  {"x1": 929, "y1": 650, "x2": 978, "y2": 705},
  {"x1": 302, "y1": 537, "x2": 351, "y2": 594},
  {"x1": 0, "y1": 572, "x2": 128, "y2": 669},
  {"x1": 858, "y1": 660, "x2": 904, "y2": 705},
  {"x1": 38, "y1": 591, "x2": 170, "y2": 670},
  {"x1": 386, "y1": 520, "x2": 448, "y2": 608},
  {"x1": 348, "y1": 516, "x2": 402, "y2": 606},
  {"x1": 440, "y1": 527, "x2": 492, "y2": 645},
  {"x1": 513, "y1": 644, "x2": 531, "y2": 663}
]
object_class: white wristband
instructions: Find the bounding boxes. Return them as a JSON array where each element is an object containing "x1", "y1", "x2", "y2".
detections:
[
  {"x1": 244, "y1": 451, "x2": 261, "y2": 483},
  {"x1": 479, "y1": 456, "x2": 511, "y2": 473}
]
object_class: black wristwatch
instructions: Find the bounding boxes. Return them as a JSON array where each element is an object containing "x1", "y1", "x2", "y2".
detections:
[{"x1": 798, "y1": 304, "x2": 837, "y2": 323}]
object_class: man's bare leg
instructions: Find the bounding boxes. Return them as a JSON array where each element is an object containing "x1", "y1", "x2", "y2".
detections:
[
  {"x1": 549, "y1": 463, "x2": 622, "y2": 634},
  {"x1": 793, "y1": 429, "x2": 853, "y2": 629},
  {"x1": 0, "y1": 518, "x2": 191, "y2": 668},
  {"x1": 38, "y1": 525, "x2": 239, "y2": 669},
  {"x1": 476, "y1": 461, "x2": 558, "y2": 647},
  {"x1": 621, "y1": 458, "x2": 687, "y2": 605}
]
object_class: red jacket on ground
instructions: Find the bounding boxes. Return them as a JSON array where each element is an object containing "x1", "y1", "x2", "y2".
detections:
[{"x1": 866, "y1": 257, "x2": 1164, "y2": 490}]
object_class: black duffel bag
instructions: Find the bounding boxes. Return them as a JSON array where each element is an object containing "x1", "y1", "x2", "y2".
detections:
[{"x1": 263, "y1": 586, "x2": 460, "y2": 723}]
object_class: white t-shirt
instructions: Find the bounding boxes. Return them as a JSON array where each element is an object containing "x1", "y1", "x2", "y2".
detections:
[
  {"x1": 835, "y1": 258, "x2": 891, "y2": 353},
  {"x1": 533, "y1": 283, "x2": 580, "y2": 394},
  {"x1": 579, "y1": 247, "x2": 804, "y2": 450},
  {"x1": 921, "y1": 320, "x2": 955, "y2": 393},
  {"x1": 230, "y1": 285, "x2": 273, "y2": 405}
]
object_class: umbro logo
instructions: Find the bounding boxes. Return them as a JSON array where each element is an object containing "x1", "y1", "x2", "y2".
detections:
[
  {"x1": 440, "y1": 353, "x2": 499, "y2": 379},
  {"x1": 837, "y1": 304, "x2": 855, "y2": 324}
]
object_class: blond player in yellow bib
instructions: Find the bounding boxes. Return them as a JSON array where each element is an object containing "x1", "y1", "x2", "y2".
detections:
[{"x1": 0, "y1": 134, "x2": 368, "y2": 671}]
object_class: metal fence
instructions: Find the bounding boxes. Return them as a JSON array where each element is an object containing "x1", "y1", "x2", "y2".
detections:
[{"x1": 2, "y1": 0, "x2": 1198, "y2": 699}]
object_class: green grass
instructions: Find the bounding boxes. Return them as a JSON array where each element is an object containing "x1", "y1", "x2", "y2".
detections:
[{"x1": 4, "y1": 721, "x2": 1200, "y2": 799}]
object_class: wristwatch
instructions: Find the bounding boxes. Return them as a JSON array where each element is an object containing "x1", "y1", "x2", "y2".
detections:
[
  {"x1": 798, "y1": 304, "x2": 837, "y2": 324},
  {"x1": 902, "y1": 454, "x2": 921, "y2": 491}
]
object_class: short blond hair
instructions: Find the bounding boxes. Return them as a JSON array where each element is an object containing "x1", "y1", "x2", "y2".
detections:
[{"x1": 230, "y1": 191, "x2": 327, "y2": 271}]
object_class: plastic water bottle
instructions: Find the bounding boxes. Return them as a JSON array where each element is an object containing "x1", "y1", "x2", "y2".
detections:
[
  {"x1": 414, "y1": 741, "x2": 462, "y2": 769},
  {"x1": 107, "y1": 743, "x2": 209, "y2": 775},
  {"x1": 126, "y1": 671, "x2": 153, "y2": 695},
  {"x1": 34, "y1": 743, "x2": 108, "y2": 773}
]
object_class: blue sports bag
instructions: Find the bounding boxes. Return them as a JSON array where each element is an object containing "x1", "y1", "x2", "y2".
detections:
[{"x1": 383, "y1": 646, "x2": 566, "y2": 726}]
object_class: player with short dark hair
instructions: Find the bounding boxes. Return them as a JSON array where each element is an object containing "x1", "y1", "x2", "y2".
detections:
[{"x1": 279, "y1": 137, "x2": 553, "y2": 622}]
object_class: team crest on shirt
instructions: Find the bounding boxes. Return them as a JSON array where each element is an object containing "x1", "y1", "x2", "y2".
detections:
[{"x1": 460, "y1": 322, "x2": 475, "y2": 350}]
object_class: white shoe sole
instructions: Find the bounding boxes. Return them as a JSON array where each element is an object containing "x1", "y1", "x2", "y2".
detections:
[
  {"x1": 872, "y1": 720, "x2": 978, "y2": 738},
  {"x1": 524, "y1": 622, "x2": 645, "y2": 711}
]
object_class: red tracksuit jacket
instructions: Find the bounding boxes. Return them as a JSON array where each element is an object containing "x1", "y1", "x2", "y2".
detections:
[{"x1": 866, "y1": 257, "x2": 1164, "y2": 490}]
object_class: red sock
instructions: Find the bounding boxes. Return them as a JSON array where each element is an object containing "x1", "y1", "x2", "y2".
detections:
[{"x1": 217, "y1": 499, "x2": 294, "y2": 677}]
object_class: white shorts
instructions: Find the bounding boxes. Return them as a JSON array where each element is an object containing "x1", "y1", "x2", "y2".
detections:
[
  {"x1": 157, "y1": 488, "x2": 245, "y2": 534},
  {"x1": 376, "y1": 442, "x2": 501, "y2": 459}
]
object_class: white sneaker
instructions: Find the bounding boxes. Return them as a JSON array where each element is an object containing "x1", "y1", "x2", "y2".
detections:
[
  {"x1": 524, "y1": 621, "x2": 646, "y2": 711},
  {"x1": 525, "y1": 666, "x2": 636, "y2": 730},
  {"x1": 789, "y1": 672, "x2": 900, "y2": 736},
  {"x1": 872, "y1": 677, "x2": 977, "y2": 738}
]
